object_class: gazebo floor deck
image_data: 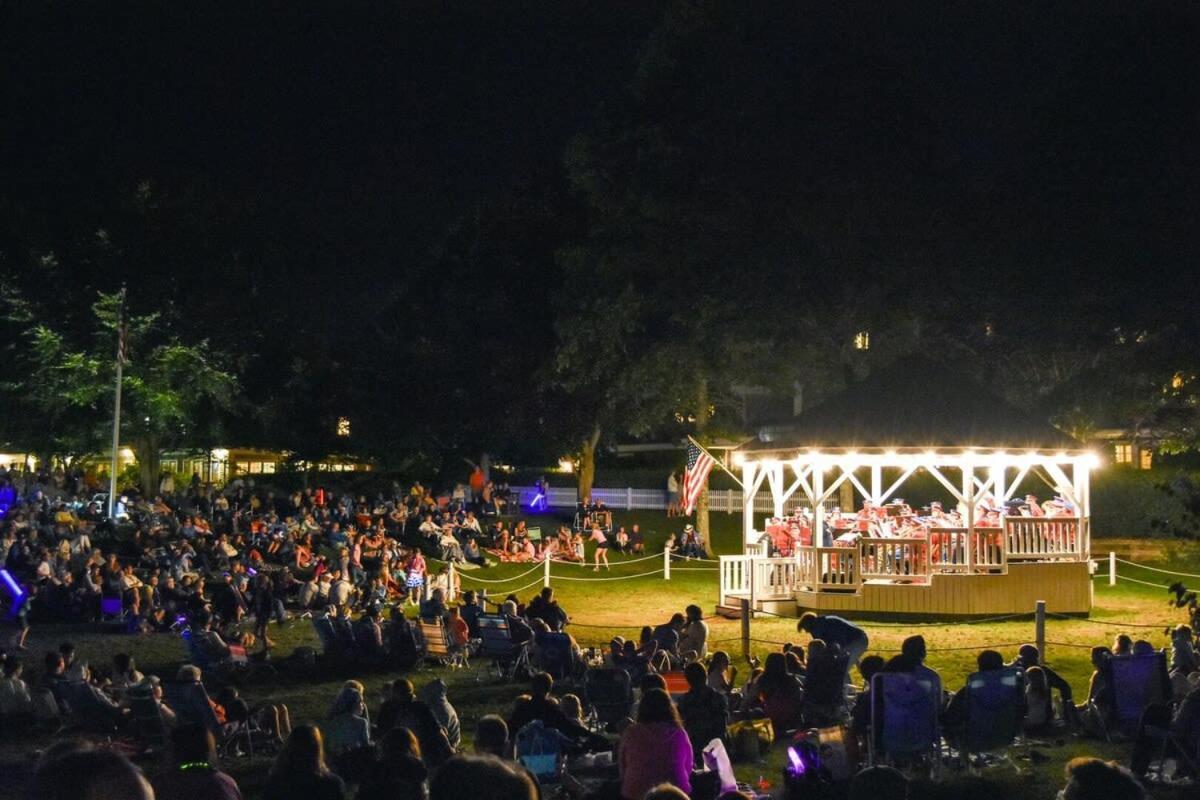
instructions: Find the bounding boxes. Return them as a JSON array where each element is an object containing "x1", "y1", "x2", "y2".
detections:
[{"x1": 722, "y1": 561, "x2": 1092, "y2": 619}]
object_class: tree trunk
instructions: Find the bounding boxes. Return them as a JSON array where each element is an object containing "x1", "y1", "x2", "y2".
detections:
[
  {"x1": 577, "y1": 426, "x2": 601, "y2": 502},
  {"x1": 134, "y1": 435, "x2": 160, "y2": 497},
  {"x1": 694, "y1": 376, "x2": 712, "y2": 552}
]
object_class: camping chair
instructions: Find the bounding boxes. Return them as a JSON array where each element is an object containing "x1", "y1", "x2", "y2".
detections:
[
  {"x1": 126, "y1": 684, "x2": 169, "y2": 753},
  {"x1": 478, "y1": 614, "x2": 530, "y2": 680},
  {"x1": 1109, "y1": 652, "x2": 1171, "y2": 739},
  {"x1": 962, "y1": 668, "x2": 1023, "y2": 772},
  {"x1": 584, "y1": 667, "x2": 634, "y2": 730},
  {"x1": 534, "y1": 632, "x2": 576, "y2": 682},
  {"x1": 515, "y1": 719, "x2": 569, "y2": 785},
  {"x1": 99, "y1": 596, "x2": 130, "y2": 632},
  {"x1": 869, "y1": 672, "x2": 942, "y2": 778},
  {"x1": 164, "y1": 680, "x2": 223, "y2": 739},
  {"x1": 419, "y1": 618, "x2": 465, "y2": 669}
]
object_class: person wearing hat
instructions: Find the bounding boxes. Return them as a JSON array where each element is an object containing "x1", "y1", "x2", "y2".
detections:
[{"x1": 679, "y1": 524, "x2": 706, "y2": 560}]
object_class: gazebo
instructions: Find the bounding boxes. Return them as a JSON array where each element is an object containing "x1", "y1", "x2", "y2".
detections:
[{"x1": 719, "y1": 358, "x2": 1098, "y2": 617}]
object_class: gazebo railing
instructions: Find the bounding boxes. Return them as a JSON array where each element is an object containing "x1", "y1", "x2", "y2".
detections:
[
  {"x1": 720, "y1": 515, "x2": 1085, "y2": 604},
  {"x1": 1005, "y1": 516, "x2": 1085, "y2": 560},
  {"x1": 860, "y1": 537, "x2": 929, "y2": 582}
]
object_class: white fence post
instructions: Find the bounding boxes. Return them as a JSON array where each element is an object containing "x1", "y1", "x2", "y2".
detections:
[
  {"x1": 543, "y1": 557, "x2": 551, "y2": 589},
  {"x1": 663, "y1": 548, "x2": 671, "y2": 580},
  {"x1": 448, "y1": 562, "x2": 457, "y2": 602},
  {"x1": 1035, "y1": 600, "x2": 1046, "y2": 665},
  {"x1": 1109, "y1": 551, "x2": 1116, "y2": 586}
]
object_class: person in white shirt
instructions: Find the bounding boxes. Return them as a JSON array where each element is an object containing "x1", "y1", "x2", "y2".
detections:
[{"x1": 0, "y1": 659, "x2": 32, "y2": 716}]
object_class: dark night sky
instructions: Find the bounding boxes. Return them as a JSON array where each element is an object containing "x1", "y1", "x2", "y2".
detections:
[
  {"x1": 1, "y1": 2, "x2": 1198, "y2": 457},
  {"x1": 2, "y1": 3, "x2": 1197, "y2": 299}
]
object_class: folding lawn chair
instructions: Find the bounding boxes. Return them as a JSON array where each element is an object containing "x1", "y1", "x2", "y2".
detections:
[
  {"x1": 478, "y1": 614, "x2": 530, "y2": 680},
  {"x1": 584, "y1": 667, "x2": 634, "y2": 730},
  {"x1": 962, "y1": 668, "x2": 1023, "y2": 771},
  {"x1": 534, "y1": 631, "x2": 576, "y2": 682},
  {"x1": 420, "y1": 618, "x2": 466, "y2": 669},
  {"x1": 515, "y1": 719, "x2": 569, "y2": 785},
  {"x1": 164, "y1": 680, "x2": 223, "y2": 739},
  {"x1": 1109, "y1": 652, "x2": 1170, "y2": 739},
  {"x1": 126, "y1": 684, "x2": 169, "y2": 753},
  {"x1": 869, "y1": 671, "x2": 942, "y2": 778}
]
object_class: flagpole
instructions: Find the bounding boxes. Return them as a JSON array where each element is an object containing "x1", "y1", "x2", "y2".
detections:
[{"x1": 107, "y1": 286, "x2": 126, "y2": 520}]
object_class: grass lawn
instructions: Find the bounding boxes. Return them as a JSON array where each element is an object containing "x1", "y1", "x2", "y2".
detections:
[{"x1": 2, "y1": 508, "x2": 1197, "y2": 799}]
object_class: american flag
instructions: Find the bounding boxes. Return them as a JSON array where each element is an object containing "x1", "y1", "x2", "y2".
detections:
[{"x1": 682, "y1": 440, "x2": 715, "y2": 515}]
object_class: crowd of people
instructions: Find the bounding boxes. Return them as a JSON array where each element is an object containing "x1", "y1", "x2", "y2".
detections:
[{"x1": 1, "y1": 462, "x2": 1198, "y2": 799}]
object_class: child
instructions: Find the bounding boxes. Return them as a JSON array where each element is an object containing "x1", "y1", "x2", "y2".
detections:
[
  {"x1": 707, "y1": 650, "x2": 735, "y2": 693},
  {"x1": 447, "y1": 607, "x2": 470, "y2": 651},
  {"x1": 1023, "y1": 666, "x2": 1053, "y2": 733}
]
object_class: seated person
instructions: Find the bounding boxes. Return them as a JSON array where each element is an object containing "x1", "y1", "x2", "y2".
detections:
[
  {"x1": 1008, "y1": 644, "x2": 1078, "y2": 726},
  {"x1": 354, "y1": 606, "x2": 386, "y2": 658},
  {"x1": 755, "y1": 652, "x2": 803, "y2": 736},
  {"x1": 1077, "y1": 646, "x2": 1115, "y2": 737},
  {"x1": 1023, "y1": 666, "x2": 1055, "y2": 733},
  {"x1": 506, "y1": 672, "x2": 606, "y2": 752},
  {"x1": 850, "y1": 655, "x2": 886, "y2": 741},
  {"x1": 311, "y1": 605, "x2": 341, "y2": 654},
  {"x1": 420, "y1": 588, "x2": 449, "y2": 621},
  {"x1": 1131, "y1": 675, "x2": 1200, "y2": 779},
  {"x1": 677, "y1": 662, "x2": 729, "y2": 765},
  {"x1": 941, "y1": 649, "x2": 1021, "y2": 743}
]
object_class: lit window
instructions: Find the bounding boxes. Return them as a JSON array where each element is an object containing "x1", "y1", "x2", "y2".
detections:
[
  {"x1": 1114, "y1": 444, "x2": 1132, "y2": 464},
  {"x1": 1139, "y1": 449, "x2": 1153, "y2": 469},
  {"x1": 262, "y1": 462, "x2": 276, "y2": 474},
  {"x1": 1171, "y1": 372, "x2": 1185, "y2": 390},
  {"x1": 336, "y1": 416, "x2": 351, "y2": 437},
  {"x1": 854, "y1": 331, "x2": 870, "y2": 351}
]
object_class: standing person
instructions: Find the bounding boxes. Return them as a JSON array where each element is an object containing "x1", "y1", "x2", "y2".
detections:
[
  {"x1": 798, "y1": 612, "x2": 870, "y2": 674},
  {"x1": 262, "y1": 725, "x2": 345, "y2": 800},
  {"x1": 666, "y1": 471, "x2": 680, "y2": 518},
  {"x1": 405, "y1": 550, "x2": 427, "y2": 605},
  {"x1": 252, "y1": 573, "x2": 276, "y2": 650},
  {"x1": 618, "y1": 689, "x2": 693, "y2": 799},
  {"x1": 588, "y1": 525, "x2": 610, "y2": 572}
]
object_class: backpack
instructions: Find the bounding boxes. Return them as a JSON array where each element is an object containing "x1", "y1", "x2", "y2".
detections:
[{"x1": 729, "y1": 717, "x2": 773, "y2": 761}]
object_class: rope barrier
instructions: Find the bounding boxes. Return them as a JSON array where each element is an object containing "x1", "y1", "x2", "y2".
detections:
[
  {"x1": 554, "y1": 552, "x2": 663, "y2": 567},
  {"x1": 1044, "y1": 611, "x2": 1163, "y2": 629},
  {"x1": 748, "y1": 606, "x2": 1031, "y2": 628},
  {"x1": 669, "y1": 567, "x2": 720, "y2": 572},
  {"x1": 551, "y1": 568, "x2": 666, "y2": 582},
  {"x1": 669, "y1": 553, "x2": 722, "y2": 563},
  {"x1": 1114, "y1": 574, "x2": 1181, "y2": 590},
  {"x1": 456, "y1": 562, "x2": 543, "y2": 584},
  {"x1": 1044, "y1": 639, "x2": 1101, "y2": 649},
  {"x1": 1114, "y1": 557, "x2": 1200, "y2": 579},
  {"x1": 475, "y1": 576, "x2": 548, "y2": 598}
]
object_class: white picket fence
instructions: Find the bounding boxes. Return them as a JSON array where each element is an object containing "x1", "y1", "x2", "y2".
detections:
[{"x1": 510, "y1": 485, "x2": 839, "y2": 514}]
